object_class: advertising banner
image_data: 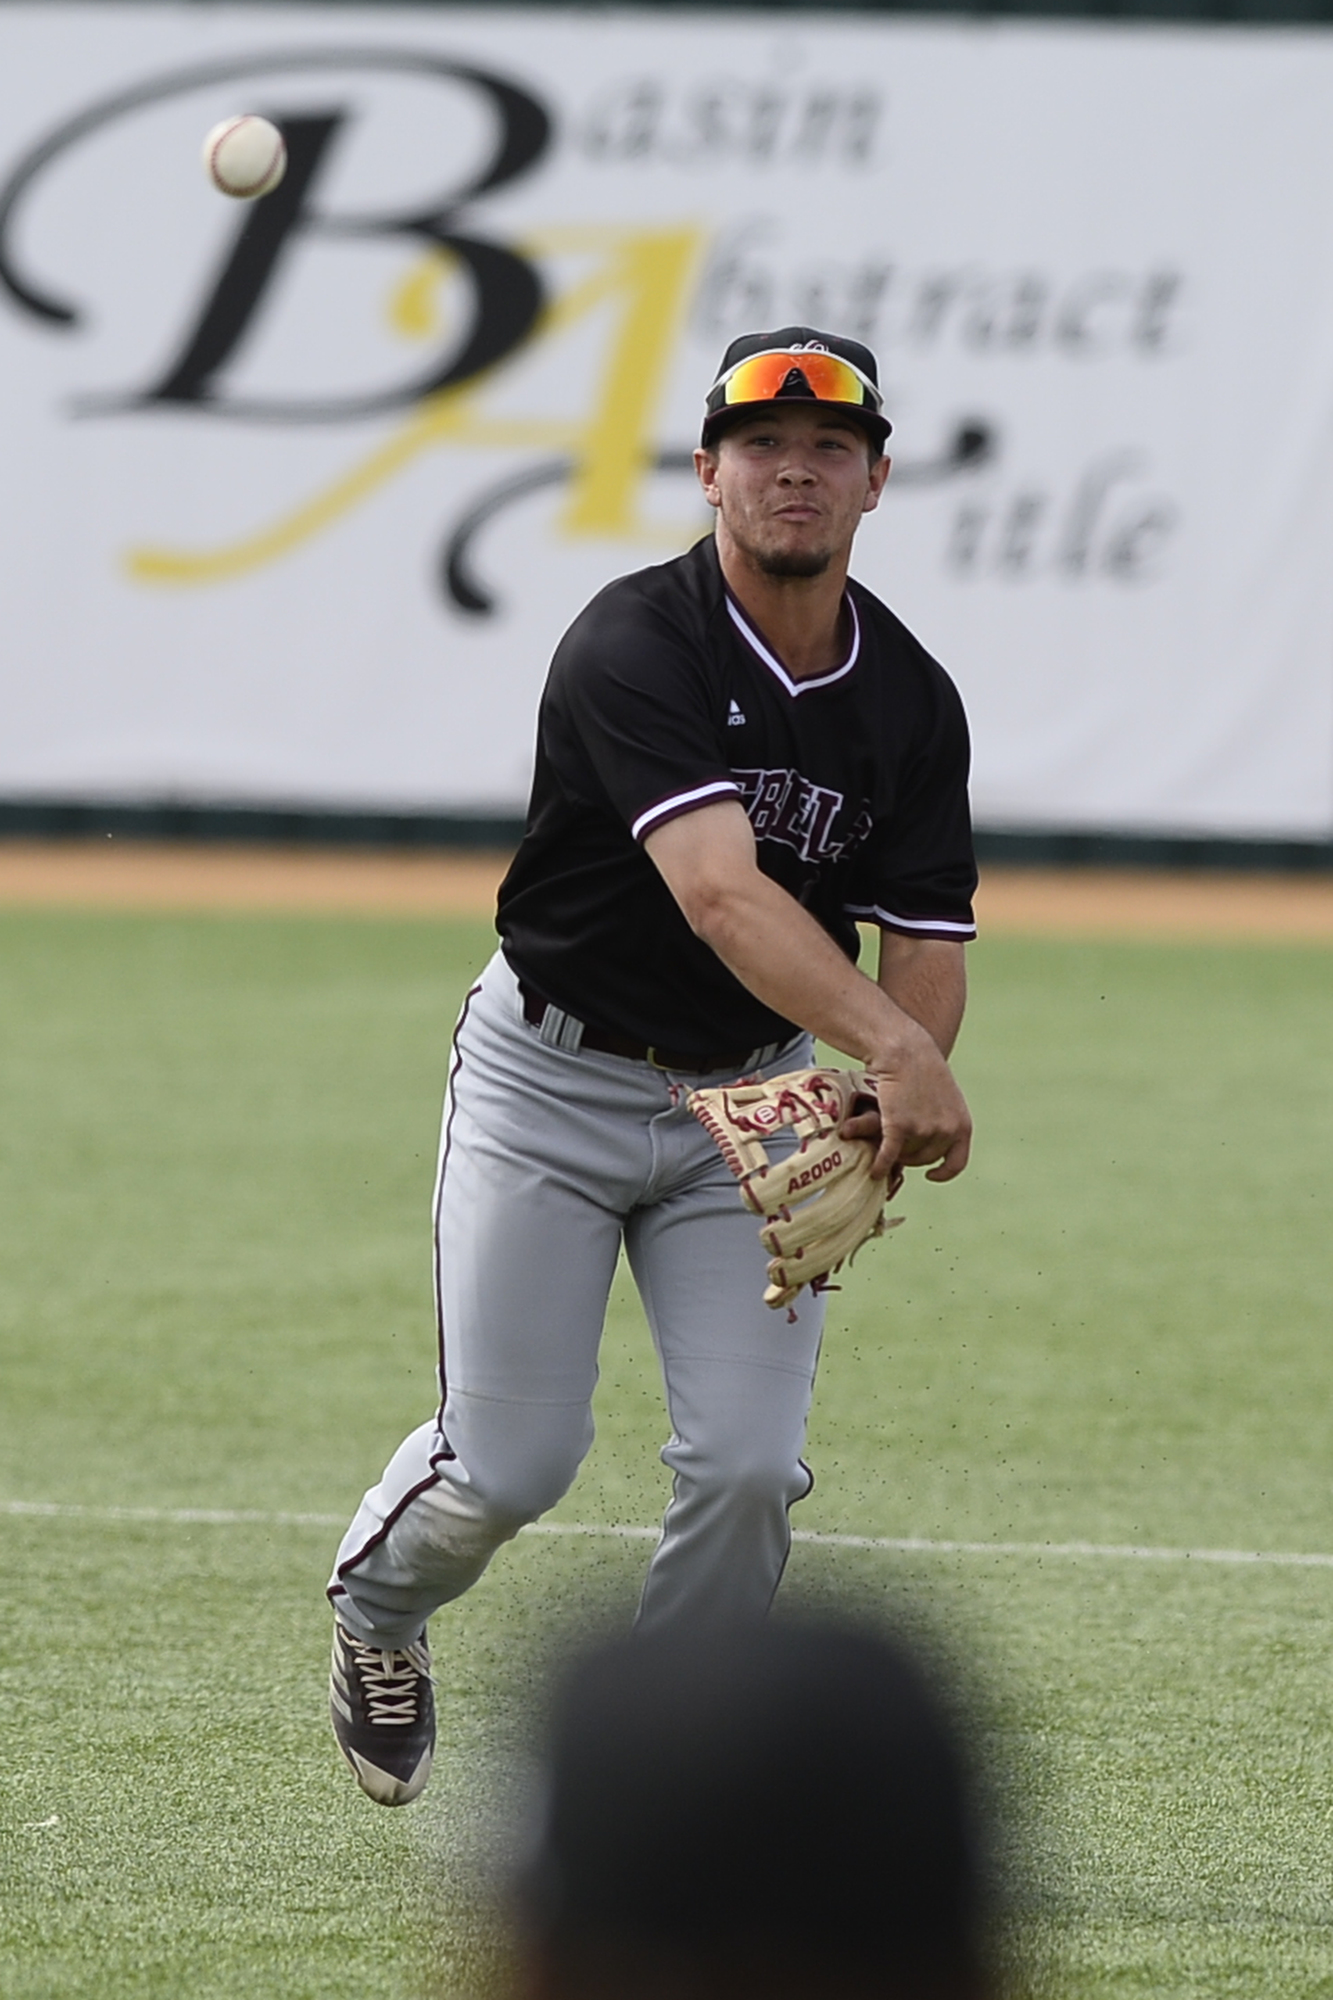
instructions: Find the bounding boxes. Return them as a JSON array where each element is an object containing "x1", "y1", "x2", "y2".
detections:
[{"x1": 2, "y1": 5, "x2": 1333, "y2": 833}]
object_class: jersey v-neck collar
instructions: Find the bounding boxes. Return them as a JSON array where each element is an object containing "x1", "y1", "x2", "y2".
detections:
[{"x1": 724, "y1": 589, "x2": 861, "y2": 697}]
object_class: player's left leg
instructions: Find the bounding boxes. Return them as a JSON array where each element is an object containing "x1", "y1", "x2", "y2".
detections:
[{"x1": 623, "y1": 1048, "x2": 828, "y2": 1631}]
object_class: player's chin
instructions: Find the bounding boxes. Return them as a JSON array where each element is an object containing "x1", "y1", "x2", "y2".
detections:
[{"x1": 756, "y1": 536, "x2": 834, "y2": 580}]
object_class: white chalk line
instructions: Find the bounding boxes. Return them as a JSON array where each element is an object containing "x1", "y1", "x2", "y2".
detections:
[{"x1": 3, "y1": 1498, "x2": 1333, "y2": 1572}]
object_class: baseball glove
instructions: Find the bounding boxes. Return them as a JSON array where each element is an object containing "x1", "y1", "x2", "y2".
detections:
[{"x1": 688, "y1": 1066, "x2": 903, "y2": 1310}]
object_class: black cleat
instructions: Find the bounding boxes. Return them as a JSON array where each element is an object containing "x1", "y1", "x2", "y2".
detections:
[{"x1": 329, "y1": 1619, "x2": 435, "y2": 1806}]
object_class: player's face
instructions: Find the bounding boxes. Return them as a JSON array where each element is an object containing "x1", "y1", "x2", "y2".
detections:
[{"x1": 694, "y1": 406, "x2": 891, "y2": 579}]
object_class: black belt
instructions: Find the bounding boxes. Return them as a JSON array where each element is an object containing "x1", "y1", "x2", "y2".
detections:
[{"x1": 519, "y1": 981, "x2": 764, "y2": 1074}]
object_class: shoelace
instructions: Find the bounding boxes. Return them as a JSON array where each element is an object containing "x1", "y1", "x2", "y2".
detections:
[{"x1": 350, "y1": 1638, "x2": 433, "y2": 1726}]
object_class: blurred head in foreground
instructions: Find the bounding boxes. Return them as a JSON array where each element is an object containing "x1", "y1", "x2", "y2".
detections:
[{"x1": 511, "y1": 1616, "x2": 996, "y2": 2000}]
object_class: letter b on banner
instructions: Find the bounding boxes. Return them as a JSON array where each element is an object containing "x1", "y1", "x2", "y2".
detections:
[{"x1": 0, "y1": 50, "x2": 553, "y2": 421}]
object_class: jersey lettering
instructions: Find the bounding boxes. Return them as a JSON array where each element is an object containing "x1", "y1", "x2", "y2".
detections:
[{"x1": 733, "y1": 767, "x2": 872, "y2": 865}]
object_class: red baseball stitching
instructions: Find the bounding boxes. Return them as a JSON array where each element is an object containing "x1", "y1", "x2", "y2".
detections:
[{"x1": 209, "y1": 118, "x2": 283, "y2": 197}]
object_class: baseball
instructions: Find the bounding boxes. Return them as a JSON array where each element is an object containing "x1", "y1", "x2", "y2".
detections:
[{"x1": 201, "y1": 115, "x2": 287, "y2": 200}]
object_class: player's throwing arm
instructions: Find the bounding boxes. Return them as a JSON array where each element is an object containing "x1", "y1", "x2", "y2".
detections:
[{"x1": 648, "y1": 798, "x2": 971, "y2": 1308}]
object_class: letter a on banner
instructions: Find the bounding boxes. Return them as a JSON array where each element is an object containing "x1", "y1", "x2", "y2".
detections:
[{"x1": 125, "y1": 223, "x2": 703, "y2": 586}]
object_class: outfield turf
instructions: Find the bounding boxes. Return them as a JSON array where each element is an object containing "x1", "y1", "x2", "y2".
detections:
[{"x1": 2, "y1": 909, "x2": 1332, "y2": 1997}]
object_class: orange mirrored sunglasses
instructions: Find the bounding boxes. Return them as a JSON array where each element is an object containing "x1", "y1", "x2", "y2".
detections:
[{"x1": 714, "y1": 348, "x2": 882, "y2": 413}]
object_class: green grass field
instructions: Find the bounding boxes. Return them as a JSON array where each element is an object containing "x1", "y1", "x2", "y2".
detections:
[{"x1": 2, "y1": 908, "x2": 1332, "y2": 1998}]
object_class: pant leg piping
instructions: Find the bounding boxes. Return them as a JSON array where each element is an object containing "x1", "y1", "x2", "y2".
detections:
[
  {"x1": 331, "y1": 1462, "x2": 446, "y2": 1584},
  {"x1": 762, "y1": 1456, "x2": 816, "y2": 1613},
  {"x1": 432, "y1": 980, "x2": 482, "y2": 1431}
]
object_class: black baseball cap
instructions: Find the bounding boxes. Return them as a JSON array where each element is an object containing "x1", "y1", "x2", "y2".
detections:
[
  {"x1": 701, "y1": 325, "x2": 891, "y2": 451},
  {"x1": 514, "y1": 1617, "x2": 991, "y2": 1993}
]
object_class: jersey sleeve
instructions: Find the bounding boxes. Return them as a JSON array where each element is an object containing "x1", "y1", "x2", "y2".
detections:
[
  {"x1": 842, "y1": 661, "x2": 978, "y2": 941},
  {"x1": 545, "y1": 575, "x2": 739, "y2": 841}
]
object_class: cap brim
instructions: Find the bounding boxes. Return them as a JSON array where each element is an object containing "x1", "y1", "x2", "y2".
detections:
[{"x1": 700, "y1": 400, "x2": 892, "y2": 451}]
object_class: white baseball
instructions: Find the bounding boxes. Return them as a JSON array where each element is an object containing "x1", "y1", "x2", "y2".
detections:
[{"x1": 202, "y1": 116, "x2": 287, "y2": 200}]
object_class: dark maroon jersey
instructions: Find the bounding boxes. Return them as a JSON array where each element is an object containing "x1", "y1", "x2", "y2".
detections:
[{"x1": 498, "y1": 535, "x2": 976, "y2": 1054}]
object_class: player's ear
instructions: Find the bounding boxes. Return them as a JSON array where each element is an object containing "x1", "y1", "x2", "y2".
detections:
[
  {"x1": 694, "y1": 445, "x2": 722, "y2": 509},
  {"x1": 862, "y1": 453, "x2": 891, "y2": 512}
]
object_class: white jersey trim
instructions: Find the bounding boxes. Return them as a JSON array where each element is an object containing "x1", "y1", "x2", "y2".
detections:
[
  {"x1": 725, "y1": 592, "x2": 861, "y2": 696},
  {"x1": 845, "y1": 900, "x2": 977, "y2": 938},
  {"x1": 631, "y1": 778, "x2": 741, "y2": 842}
]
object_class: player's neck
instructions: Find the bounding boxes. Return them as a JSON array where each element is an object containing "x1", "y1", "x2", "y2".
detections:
[{"x1": 714, "y1": 535, "x2": 853, "y2": 680}]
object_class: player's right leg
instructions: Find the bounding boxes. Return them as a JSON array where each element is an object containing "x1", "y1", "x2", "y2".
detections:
[{"x1": 326, "y1": 952, "x2": 640, "y2": 1804}]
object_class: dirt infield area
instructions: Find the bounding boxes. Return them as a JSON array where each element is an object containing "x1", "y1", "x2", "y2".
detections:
[{"x1": 2, "y1": 839, "x2": 1333, "y2": 940}]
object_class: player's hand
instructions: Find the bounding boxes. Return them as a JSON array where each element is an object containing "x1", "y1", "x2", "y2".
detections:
[{"x1": 840, "y1": 1028, "x2": 972, "y2": 1183}]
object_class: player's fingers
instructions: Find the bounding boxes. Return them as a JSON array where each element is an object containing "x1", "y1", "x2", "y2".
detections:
[
  {"x1": 870, "y1": 1105, "x2": 945, "y2": 1178},
  {"x1": 881, "y1": 1117, "x2": 971, "y2": 1181},
  {"x1": 923, "y1": 1126, "x2": 973, "y2": 1182},
  {"x1": 841, "y1": 1109, "x2": 882, "y2": 1143}
]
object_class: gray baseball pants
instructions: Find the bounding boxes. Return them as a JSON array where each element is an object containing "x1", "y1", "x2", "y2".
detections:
[{"x1": 328, "y1": 950, "x2": 827, "y2": 1645}]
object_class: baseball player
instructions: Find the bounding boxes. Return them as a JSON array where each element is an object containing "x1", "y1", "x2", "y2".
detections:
[{"x1": 328, "y1": 326, "x2": 978, "y2": 1807}]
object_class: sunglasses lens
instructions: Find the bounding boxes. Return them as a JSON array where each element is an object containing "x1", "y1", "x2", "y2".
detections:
[{"x1": 721, "y1": 350, "x2": 871, "y2": 409}]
